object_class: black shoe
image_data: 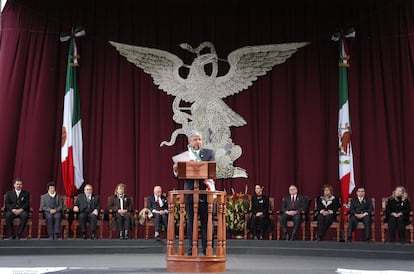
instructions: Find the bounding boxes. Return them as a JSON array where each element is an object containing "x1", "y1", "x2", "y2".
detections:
[
  {"x1": 253, "y1": 236, "x2": 257, "y2": 240},
  {"x1": 48, "y1": 235, "x2": 54, "y2": 240},
  {"x1": 9, "y1": 235, "x2": 16, "y2": 240},
  {"x1": 82, "y1": 233, "x2": 87, "y2": 240},
  {"x1": 187, "y1": 248, "x2": 192, "y2": 256},
  {"x1": 91, "y1": 233, "x2": 96, "y2": 240},
  {"x1": 259, "y1": 236, "x2": 263, "y2": 240},
  {"x1": 55, "y1": 234, "x2": 59, "y2": 240},
  {"x1": 202, "y1": 249, "x2": 206, "y2": 256},
  {"x1": 284, "y1": 233, "x2": 289, "y2": 241},
  {"x1": 346, "y1": 238, "x2": 352, "y2": 243},
  {"x1": 316, "y1": 236, "x2": 321, "y2": 241},
  {"x1": 156, "y1": 236, "x2": 160, "y2": 241},
  {"x1": 16, "y1": 235, "x2": 21, "y2": 240}
]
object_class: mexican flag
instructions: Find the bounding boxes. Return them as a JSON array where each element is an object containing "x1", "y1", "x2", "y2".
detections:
[
  {"x1": 60, "y1": 27, "x2": 85, "y2": 202},
  {"x1": 333, "y1": 28, "x2": 356, "y2": 211}
]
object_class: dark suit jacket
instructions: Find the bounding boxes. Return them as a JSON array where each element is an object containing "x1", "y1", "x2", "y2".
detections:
[
  {"x1": 184, "y1": 148, "x2": 215, "y2": 191},
  {"x1": 281, "y1": 195, "x2": 307, "y2": 214},
  {"x1": 147, "y1": 195, "x2": 168, "y2": 213},
  {"x1": 108, "y1": 195, "x2": 134, "y2": 213},
  {"x1": 385, "y1": 197, "x2": 411, "y2": 225},
  {"x1": 74, "y1": 193, "x2": 101, "y2": 213},
  {"x1": 5, "y1": 189, "x2": 30, "y2": 212},
  {"x1": 315, "y1": 195, "x2": 340, "y2": 218},
  {"x1": 349, "y1": 196, "x2": 373, "y2": 216},
  {"x1": 40, "y1": 193, "x2": 63, "y2": 212},
  {"x1": 251, "y1": 195, "x2": 270, "y2": 217}
]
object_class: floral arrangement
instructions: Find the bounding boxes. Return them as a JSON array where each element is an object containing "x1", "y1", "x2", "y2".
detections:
[
  {"x1": 226, "y1": 185, "x2": 251, "y2": 235},
  {"x1": 173, "y1": 198, "x2": 187, "y2": 226}
]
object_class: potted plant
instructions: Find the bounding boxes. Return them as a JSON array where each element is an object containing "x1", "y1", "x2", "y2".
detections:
[{"x1": 226, "y1": 186, "x2": 251, "y2": 238}]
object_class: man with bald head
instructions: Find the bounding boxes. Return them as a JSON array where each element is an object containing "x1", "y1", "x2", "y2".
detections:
[
  {"x1": 147, "y1": 185, "x2": 168, "y2": 241},
  {"x1": 73, "y1": 184, "x2": 101, "y2": 239}
]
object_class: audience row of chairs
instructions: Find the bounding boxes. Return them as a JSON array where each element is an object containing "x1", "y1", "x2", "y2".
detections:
[
  {"x1": 243, "y1": 197, "x2": 413, "y2": 243},
  {"x1": 0, "y1": 195, "x2": 153, "y2": 240},
  {"x1": 1, "y1": 195, "x2": 413, "y2": 243}
]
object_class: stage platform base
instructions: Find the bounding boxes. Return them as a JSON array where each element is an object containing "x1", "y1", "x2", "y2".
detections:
[{"x1": 0, "y1": 239, "x2": 413, "y2": 260}]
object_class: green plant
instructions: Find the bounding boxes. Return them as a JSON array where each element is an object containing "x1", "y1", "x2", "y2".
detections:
[
  {"x1": 226, "y1": 188, "x2": 251, "y2": 234},
  {"x1": 173, "y1": 201, "x2": 187, "y2": 226}
]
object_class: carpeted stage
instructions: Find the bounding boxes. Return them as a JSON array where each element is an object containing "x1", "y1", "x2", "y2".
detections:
[{"x1": 0, "y1": 238, "x2": 413, "y2": 260}]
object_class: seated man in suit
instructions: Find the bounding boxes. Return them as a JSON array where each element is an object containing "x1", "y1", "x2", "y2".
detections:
[
  {"x1": 279, "y1": 185, "x2": 307, "y2": 241},
  {"x1": 40, "y1": 182, "x2": 63, "y2": 240},
  {"x1": 108, "y1": 183, "x2": 134, "y2": 239},
  {"x1": 347, "y1": 186, "x2": 373, "y2": 242},
  {"x1": 147, "y1": 185, "x2": 168, "y2": 241},
  {"x1": 73, "y1": 184, "x2": 101, "y2": 239},
  {"x1": 5, "y1": 178, "x2": 30, "y2": 240}
]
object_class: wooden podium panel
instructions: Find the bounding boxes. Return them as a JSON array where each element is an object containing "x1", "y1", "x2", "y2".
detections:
[{"x1": 177, "y1": 161, "x2": 216, "y2": 180}]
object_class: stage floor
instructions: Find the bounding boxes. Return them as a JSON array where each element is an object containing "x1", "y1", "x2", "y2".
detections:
[
  {"x1": 0, "y1": 240, "x2": 413, "y2": 273},
  {"x1": 0, "y1": 254, "x2": 413, "y2": 274}
]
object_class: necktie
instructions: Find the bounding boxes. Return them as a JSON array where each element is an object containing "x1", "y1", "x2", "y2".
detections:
[
  {"x1": 157, "y1": 197, "x2": 160, "y2": 206},
  {"x1": 120, "y1": 197, "x2": 124, "y2": 210},
  {"x1": 291, "y1": 195, "x2": 295, "y2": 208}
]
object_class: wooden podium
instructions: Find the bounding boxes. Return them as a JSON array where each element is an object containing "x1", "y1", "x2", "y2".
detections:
[
  {"x1": 177, "y1": 161, "x2": 216, "y2": 189},
  {"x1": 166, "y1": 161, "x2": 226, "y2": 272}
]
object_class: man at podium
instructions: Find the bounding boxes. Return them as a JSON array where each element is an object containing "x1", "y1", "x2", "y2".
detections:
[{"x1": 173, "y1": 131, "x2": 215, "y2": 256}]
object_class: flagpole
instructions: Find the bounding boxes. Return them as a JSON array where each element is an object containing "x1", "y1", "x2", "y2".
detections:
[
  {"x1": 60, "y1": 27, "x2": 86, "y2": 207},
  {"x1": 332, "y1": 28, "x2": 356, "y2": 241}
]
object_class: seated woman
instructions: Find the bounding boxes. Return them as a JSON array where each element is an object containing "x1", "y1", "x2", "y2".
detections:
[
  {"x1": 249, "y1": 185, "x2": 270, "y2": 240},
  {"x1": 315, "y1": 185, "x2": 339, "y2": 241},
  {"x1": 385, "y1": 186, "x2": 411, "y2": 243},
  {"x1": 40, "y1": 182, "x2": 63, "y2": 240},
  {"x1": 108, "y1": 183, "x2": 134, "y2": 239}
]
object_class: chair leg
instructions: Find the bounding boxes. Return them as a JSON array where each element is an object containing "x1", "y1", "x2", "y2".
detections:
[
  {"x1": 145, "y1": 225, "x2": 149, "y2": 240},
  {"x1": 37, "y1": 223, "x2": 42, "y2": 239},
  {"x1": 336, "y1": 227, "x2": 340, "y2": 242},
  {"x1": 62, "y1": 224, "x2": 67, "y2": 239},
  {"x1": 28, "y1": 223, "x2": 32, "y2": 239},
  {"x1": 99, "y1": 223, "x2": 103, "y2": 239},
  {"x1": 276, "y1": 224, "x2": 280, "y2": 240},
  {"x1": 302, "y1": 225, "x2": 306, "y2": 241},
  {"x1": 371, "y1": 225, "x2": 375, "y2": 242}
]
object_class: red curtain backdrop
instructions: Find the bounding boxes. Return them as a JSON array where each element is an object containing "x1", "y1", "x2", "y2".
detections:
[{"x1": 1, "y1": 0, "x2": 414, "y2": 239}]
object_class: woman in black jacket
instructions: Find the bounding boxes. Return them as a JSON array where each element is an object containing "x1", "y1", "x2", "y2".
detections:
[
  {"x1": 314, "y1": 185, "x2": 340, "y2": 241},
  {"x1": 385, "y1": 186, "x2": 411, "y2": 243}
]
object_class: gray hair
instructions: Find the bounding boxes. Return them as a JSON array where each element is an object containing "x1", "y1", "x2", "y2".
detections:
[{"x1": 187, "y1": 130, "x2": 202, "y2": 141}]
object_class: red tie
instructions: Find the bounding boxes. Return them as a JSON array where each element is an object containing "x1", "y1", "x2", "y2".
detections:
[
  {"x1": 291, "y1": 195, "x2": 295, "y2": 208},
  {"x1": 157, "y1": 197, "x2": 160, "y2": 206}
]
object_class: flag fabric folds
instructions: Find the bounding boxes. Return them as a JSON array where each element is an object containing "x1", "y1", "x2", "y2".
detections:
[
  {"x1": 333, "y1": 28, "x2": 356, "y2": 211},
  {"x1": 61, "y1": 27, "x2": 85, "y2": 203}
]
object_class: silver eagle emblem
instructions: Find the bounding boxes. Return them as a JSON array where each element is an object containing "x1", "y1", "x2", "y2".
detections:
[{"x1": 109, "y1": 41, "x2": 309, "y2": 179}]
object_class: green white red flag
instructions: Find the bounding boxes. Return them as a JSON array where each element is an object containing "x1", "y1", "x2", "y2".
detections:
[
  {"x1": 60, "y1": 27, "x2": 85, "y2": 203},
  {"x1": 332, "y1": 28, "x2": 356, "y2": 211}
]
